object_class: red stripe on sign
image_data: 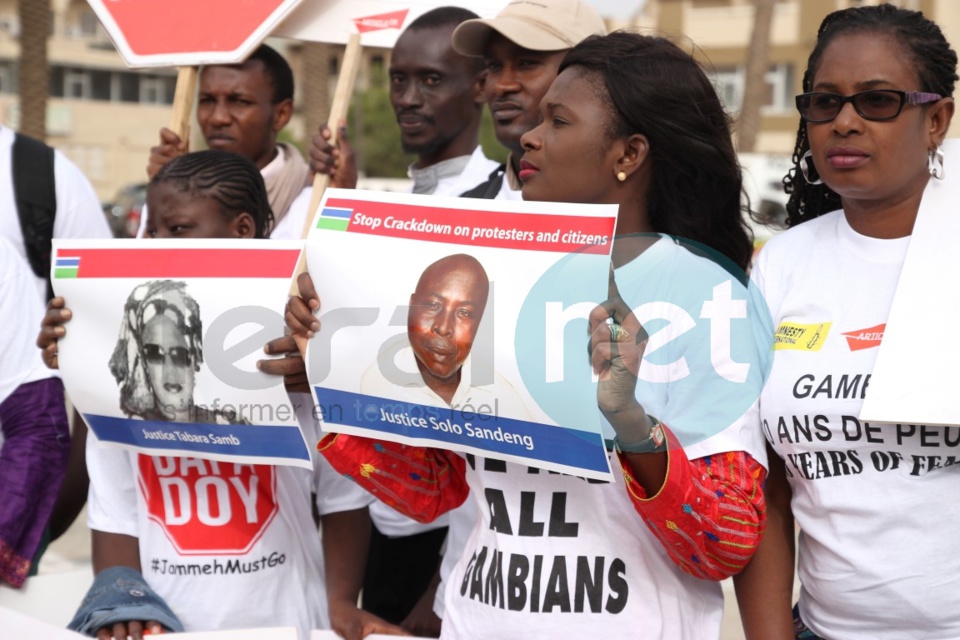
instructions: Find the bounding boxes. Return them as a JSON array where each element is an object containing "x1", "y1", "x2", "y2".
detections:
[
  {"x1": 325, "y1": 198, "x2": 615, "y2": 254},
  {"x1": 55, "y1": 248, "x2": 301, "y2": 278}
]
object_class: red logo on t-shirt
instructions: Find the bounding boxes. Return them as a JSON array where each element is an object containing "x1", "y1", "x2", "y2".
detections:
[
  {"x1": 353, "y1": 9, "x2": 409, "y2": 33},
  {"x1": 138, "y1": 455, "x2": 278, "y2": 555},
  {"x1": 841, "y1": 324, "x2": 886, "y2": 351}
]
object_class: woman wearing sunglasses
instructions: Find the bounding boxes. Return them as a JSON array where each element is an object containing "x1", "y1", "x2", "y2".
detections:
[
  {"x1": 735, "y1": 4, "x2": 958, "y2": 639},
  {"x1": 108, "y1": 279, "x2": 246, "y2": 424}
]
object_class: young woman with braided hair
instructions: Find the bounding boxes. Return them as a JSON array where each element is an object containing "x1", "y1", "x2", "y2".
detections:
[
  {"x1": 37, "y1": 150, "x2": 395, "y2": 640},
  {"x1": 145, "y1": 149, "x2": 274, "y2": 239},
  {"x1": 288, "y1": 31, "x2": 770, "y2": 639},
  {"x1": 736, "y1": 4, "x2": 958, "y2": 639}
]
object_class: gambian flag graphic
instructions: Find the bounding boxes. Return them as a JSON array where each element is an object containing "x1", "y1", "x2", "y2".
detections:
[
  {"x1": 54, "y1": 256, "x2": 79, "y2": 278},
  {"x1": 51, "y1": 247, "x2": 301, "y2": 278},
  {"x1": 316, "y1": 206, "x2": 353, "y2": 231}
]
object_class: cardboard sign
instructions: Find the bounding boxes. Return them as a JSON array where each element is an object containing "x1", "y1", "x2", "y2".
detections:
[
  {"x1": 312, "y1": 634, "x2": 433, "y2": 640},
  {"x1": 173, "y1": 628, "x2": 298, "y2": 640},
  {"x1": 275, "y1": 0, "x2": 508, "y2": 47},
  {"x1": 303, "y1": 189, "x2": 618, "y2": 480},
  {"x1": 860, "y1": 138, "x2": 960, "y2": 426},
  {"x1": 0, "y1": 606, "x2": 86, "y2": 639},
  {"x1": 52, "y1": 240, "x2": 313, "y2": 467},
  {"x1": 88, "y1": 0, "x2": 303, "y2": 67}
]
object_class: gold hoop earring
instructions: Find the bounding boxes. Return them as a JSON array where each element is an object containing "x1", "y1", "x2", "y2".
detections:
[{"x1": 616, "y1": 171, "x2": 627, "y2": 182}]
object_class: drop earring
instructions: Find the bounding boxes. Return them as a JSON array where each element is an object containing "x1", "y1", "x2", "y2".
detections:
[
  {"x1": 929, "y1": 145, "x2": 945, "y2": 180},
  {"x1": 800, "y1": 150, "x2": 823, "y2": 185},
  {"x1": 616, "y1": 170, "x2": 627, "y2": 182}
]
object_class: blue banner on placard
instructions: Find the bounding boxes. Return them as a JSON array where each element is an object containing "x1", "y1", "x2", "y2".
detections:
[
  {"x1": 312, "y1": 387, "x2": 609, "y2": 474},
  {"x1": 85, "y1": 414, "x2": 311, "y2": 462}
]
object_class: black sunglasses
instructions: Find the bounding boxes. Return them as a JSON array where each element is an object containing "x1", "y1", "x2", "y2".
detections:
[
  {"x1": 795, "y1": 89, "x2": 942, "y2": 123},
  {"x1": 143, "y1": 343, "x2": 192, "y2": 368}
]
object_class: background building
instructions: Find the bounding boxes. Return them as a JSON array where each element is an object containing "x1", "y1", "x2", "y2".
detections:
[
  {"x1": 621, "y1": 0, "x2": 960, "y2": 153},
  {"x1": 4, "y1": 0, "x2": 959, "y2": 201},
  {"x1": 0, "y1": 0, "x2": 175, "y2": 200},
  {"x1": 0, "y1": 0, "x2": 388, "y2": 201}
]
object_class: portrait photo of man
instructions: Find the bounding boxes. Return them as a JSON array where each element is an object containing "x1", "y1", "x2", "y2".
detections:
[
  {"x1": 407, "y1": 253, "x2": 489, "y2": 405},
  {"x1": 109, "y1": 279, "x2": 245, "y2": 425},
  {"x1": 359, "y1": 253, "x2": 532, "y2": 425}
]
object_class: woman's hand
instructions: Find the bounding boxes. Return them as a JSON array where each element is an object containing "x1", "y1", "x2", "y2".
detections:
[
  {"x1": 36, "y1": 296, "x2": 71, "y2": 370},
  {"x1": 588, "y1": 291, "x2": 652, "y2": 445},
  {"x1": 96, "y1": 620, "x2": 163, "y2": 640}
]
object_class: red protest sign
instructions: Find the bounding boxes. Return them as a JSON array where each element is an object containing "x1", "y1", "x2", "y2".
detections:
[
  {"x1": 353, "y1": 9, "x2": 410, "y2": 33},
  {"x1": 139, "y1": 456, "x2": 279, "y2": 555},
  {"x1": 87, "y1": 0, "x2": 304, "y2": 68}
]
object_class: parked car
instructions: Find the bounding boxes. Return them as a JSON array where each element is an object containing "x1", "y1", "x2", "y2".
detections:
[
  {"x1": 102, "y1": 182, "x2": 147, "y2": 238},
  {"x1": 739, "y1": 153, "x2": 792, "y2": 250}
]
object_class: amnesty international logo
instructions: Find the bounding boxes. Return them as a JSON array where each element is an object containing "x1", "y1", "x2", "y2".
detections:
[{"x1": 774, "y1": 321, "x2": 831, "y2": 351}]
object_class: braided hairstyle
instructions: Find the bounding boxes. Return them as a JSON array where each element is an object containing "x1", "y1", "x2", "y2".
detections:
[
  {"x1": 561, "y1": 32, "x2": 754, "y2": 272},
  {"x1": 152, "y1": 149, "x2": 274, "y2": 238},
  {"x1": 784, "y1": 3, "x2": 958, "y2": 227}
]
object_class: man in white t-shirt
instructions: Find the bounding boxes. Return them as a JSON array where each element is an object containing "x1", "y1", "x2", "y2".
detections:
[
  {"x1": 0, "y1": 125, "x2": 111, "y2": 304},
  {"x1": 390, "y1": 8, "x2": 500, "y2": 197},
  {"x1": 0, "y1": 125, "x2": 110, "y2": 559},
  {"x1": 301, "y1": 7, "x2": 499, "y2": 207}
]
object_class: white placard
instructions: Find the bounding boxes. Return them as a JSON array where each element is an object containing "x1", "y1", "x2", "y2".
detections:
[
  {"x1": 303, "y1": 189, "x2": 618, "y2": 480},
  {"x1": 860, "y1": 138, "x2": 960, "y2": 425},
  {"x1": 276, "y1": 0, "x2": 508, "y2": 47},
  {"x1": 52, "y1": 239, "x2": 313, "y2": 467},
  {"x1": 174, "y1": 628, "x2": 299, "y2": 640}
]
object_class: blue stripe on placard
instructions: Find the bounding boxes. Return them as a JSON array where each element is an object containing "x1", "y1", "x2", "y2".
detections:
[
  {"x1": 55, "y1": 257, "x2": 79, "y2": 267},
  {"x1": 321, "y1": 207, "x2": 353, "y2": 219},
  {"x1": 84, "y1": 414, "x2": 310, "y2": 461},
  {"x1": 312, "y1": 387, "x2": 609, "y2": 473}
]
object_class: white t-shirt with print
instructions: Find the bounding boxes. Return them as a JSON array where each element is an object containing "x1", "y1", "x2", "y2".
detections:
[
  {"x1": 0, "y1": 238, "x2": 56, "y2": 447},
  {"x1": 86, "y1": 402, "x2": 373, "y2": 638},
  {"x1": 0, "y1": 125, "x2": 111, "y2": 304},
  {"x1": 438, "y1": 238, "x2": 768, "y2": 639},
  {"x1": 753, "y1": 209, "x2": 960, "y2": 639}
]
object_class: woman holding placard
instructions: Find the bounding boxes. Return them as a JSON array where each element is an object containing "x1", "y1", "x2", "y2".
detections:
[
  {"x1": 734, "y1": 4, "x2": 960, "y2": 639},
  {"x1": 290, "y1": 30, "x2": 772, "y2": 639}
]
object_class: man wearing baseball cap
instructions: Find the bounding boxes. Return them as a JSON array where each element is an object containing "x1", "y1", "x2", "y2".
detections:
[{"x1": 453, "y1": 0, "x2": 606, "y2": 200}]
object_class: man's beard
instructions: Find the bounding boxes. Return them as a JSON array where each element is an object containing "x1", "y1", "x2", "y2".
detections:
[{"x1": 401, "y1": 135, "x2": 450, "y2": 157}]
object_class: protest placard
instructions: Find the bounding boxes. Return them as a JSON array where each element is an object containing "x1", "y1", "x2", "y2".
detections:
[
  {"x1": 0, "y1": 606, "x2": 86, "y2": 639},
  {"x1": 87, "y1": 0, "x2": 304, "y2": 68},
  {"x1": 276, "y1": 0, "x2": 508, "y2": 48},
  {"x1": 302, "y1": 189, "x2": 618, "y2": 480},
  {"x1": 52, "y1": 239, "x2": 313, "y2": 468},
  {"x1": 860, "y1": 138, "x2": 960, "y2": 426}
]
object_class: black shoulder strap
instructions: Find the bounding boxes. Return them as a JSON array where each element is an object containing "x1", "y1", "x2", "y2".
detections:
[
  {"x1": 459, "y1": 164, "x2": 506, "y2": 200},
  {"x1": 12, "y1": 132, "x2": 57, "y2": 299}
]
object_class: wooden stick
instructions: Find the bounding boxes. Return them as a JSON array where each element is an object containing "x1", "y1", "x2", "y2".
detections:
[
  {"x1": 168, "y1": 66, "x2": 199, "y2": 142},
  {"x1": 299, "y1": 33, "x2": 363, "y2": 240},
  {"x1": 290, "y1": 33, "x2": 363, "y2": 295}
]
